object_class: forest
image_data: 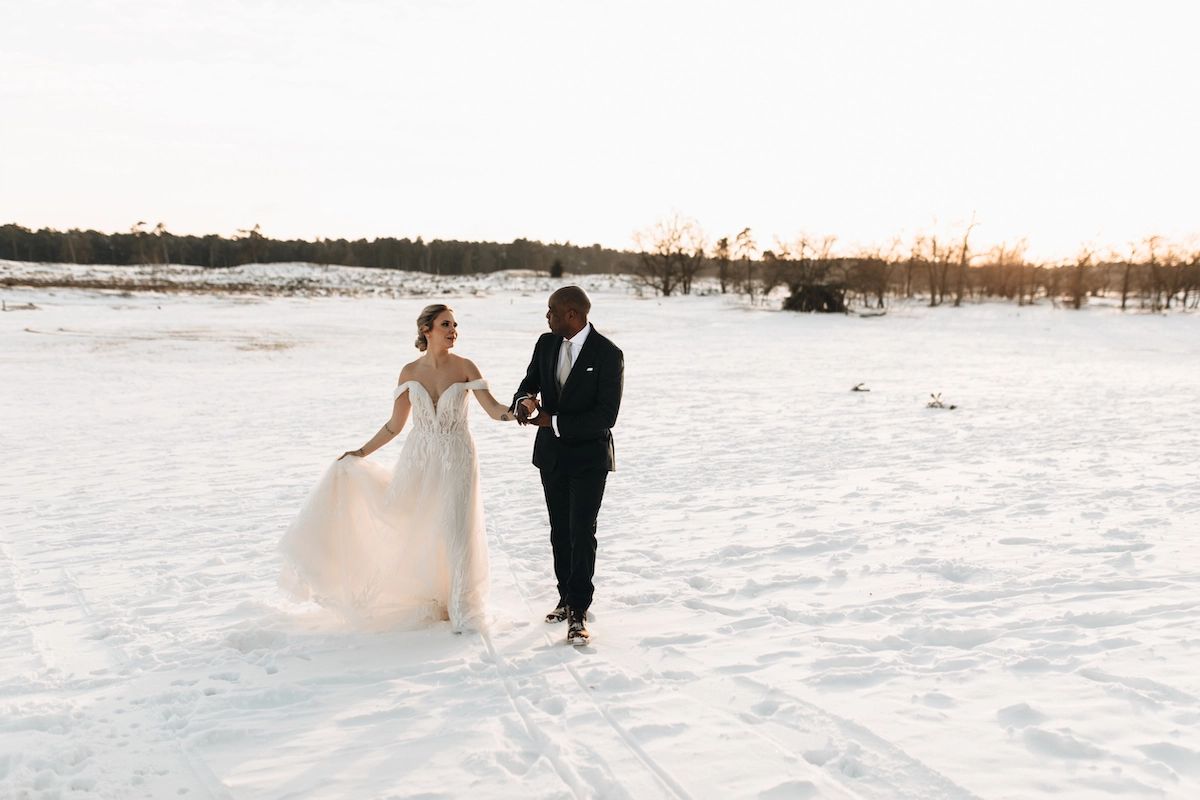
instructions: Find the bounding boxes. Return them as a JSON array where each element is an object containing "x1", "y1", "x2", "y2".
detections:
[
  {"x1": 3, "y1": 219, "x2": 1199, "y2": 311},
  {"x1": 0, "y1": 223, "x2": 624, "y2": 276}
]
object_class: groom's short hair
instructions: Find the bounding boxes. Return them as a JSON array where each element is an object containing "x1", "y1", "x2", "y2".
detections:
[{"x1": 553, "y1": 286, "x2": 591, "y2": 318}]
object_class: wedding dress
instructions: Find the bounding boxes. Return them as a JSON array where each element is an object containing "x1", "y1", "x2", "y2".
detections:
[{"x1": 278, "y1": 379, "x2": 491, "y2": 631}]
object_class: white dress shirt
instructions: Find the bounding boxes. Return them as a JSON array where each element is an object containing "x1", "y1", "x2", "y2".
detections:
[{"x1": 552, "y1": 323, "x2": 591, "y2": 437}]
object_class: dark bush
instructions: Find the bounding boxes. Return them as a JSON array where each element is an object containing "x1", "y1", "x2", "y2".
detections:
[{"x1": 783, "y1": 284, "x2": 847, "y2": 313}]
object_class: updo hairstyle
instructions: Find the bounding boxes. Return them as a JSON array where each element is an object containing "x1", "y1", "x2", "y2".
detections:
[{"x1": 415, "y1": 304, "x2": 452, "y2": 351}]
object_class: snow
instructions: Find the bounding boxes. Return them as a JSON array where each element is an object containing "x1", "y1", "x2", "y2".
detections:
[
  {"x1": 0, "y1": 259, "x2": 632, "y2": 298},
  {"x1": 1, "y1": 265, "x2": 1199, "y2": 799}
]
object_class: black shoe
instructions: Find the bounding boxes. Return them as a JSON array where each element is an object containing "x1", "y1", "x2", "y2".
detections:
[
  {"x1": 567, "y1": 608, "x2": 589, "y2": 646},
  {"x1": 545, "y1": 605, "x2": 569, "y2": 624}
]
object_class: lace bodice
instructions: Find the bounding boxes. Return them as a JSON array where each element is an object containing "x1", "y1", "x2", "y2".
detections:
[{"x1": 394, "y1": 379, "x2": 489, "y2": 436}]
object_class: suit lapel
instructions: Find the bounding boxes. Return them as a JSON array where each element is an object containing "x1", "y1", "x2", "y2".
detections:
[{"x1": 544, "y1": 334, "x2": 563, "y2": 404}]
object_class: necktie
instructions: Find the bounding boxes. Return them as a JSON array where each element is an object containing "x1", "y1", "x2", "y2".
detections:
[{"x1": 557, "y1": 340, "x2": 573, "y2": 392}]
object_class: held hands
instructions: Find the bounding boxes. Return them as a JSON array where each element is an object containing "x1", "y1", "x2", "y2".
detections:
[
  {"x1": 515, "y1": 396, "x2": 552, "y2": 427},
  {"x1": 514, "y1": 396, "x2": 534, "y2": 425}
]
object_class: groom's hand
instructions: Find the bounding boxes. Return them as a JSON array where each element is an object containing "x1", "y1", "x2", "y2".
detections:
[
  {"x1": 521, "y1": 398, "x2": 554, "y2": 428},
  {"x1": 515, "y1": 396, "x2": 537, "y2": 425},
  {"x1": 515, "y1": 403, "x2": 530, "y2": 425}
]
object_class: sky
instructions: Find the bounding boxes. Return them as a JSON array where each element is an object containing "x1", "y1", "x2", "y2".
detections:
[{"x1": 2, "y1": 1, "x2": 1198, "y2": 260}]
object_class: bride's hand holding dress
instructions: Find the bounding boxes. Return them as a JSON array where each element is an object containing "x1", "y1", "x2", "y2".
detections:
[
  {"x1": 277, "y1": 305, "x2": 515, "y2": 633},
  {"x1": 338, "y1": 389, "x2": 412, "y2": 461}
]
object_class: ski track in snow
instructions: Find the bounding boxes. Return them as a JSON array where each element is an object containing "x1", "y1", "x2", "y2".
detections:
[{"x1": 1, "y1": 269, "x2": 1199, "y2": 798}]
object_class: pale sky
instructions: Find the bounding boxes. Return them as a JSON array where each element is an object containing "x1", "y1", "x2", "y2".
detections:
[{"x1": 2, "y1": 1, "x2": 1198, "y2": 260}]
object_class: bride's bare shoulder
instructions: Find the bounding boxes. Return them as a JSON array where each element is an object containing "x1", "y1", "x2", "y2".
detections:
[
  {"x1": 455, "y1": 355, "x2": 483, "y2": 381},
  {"x1": 397, "y1": 359, "x2": 424, "y2": 383}
]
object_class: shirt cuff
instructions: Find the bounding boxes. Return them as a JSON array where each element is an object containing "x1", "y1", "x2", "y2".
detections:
[{"x1": 552, "y1": 414, "x2": 560, "y2": 437}]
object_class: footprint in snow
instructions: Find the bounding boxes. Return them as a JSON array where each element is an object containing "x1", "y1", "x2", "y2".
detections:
[
  {"x1": 921, "y1": 692, "x2": 956, "y2": 709},
  {"x1": 641, "y1": 633, "x2": 707, "y2": 647},
  {"x1": 760, "y1": 780, "x2": 818, "y2": 799},
  {"x1": 1023, "y1": 727, "x2": 1105, "y2": 759},
  {"x1": 997, "y1": 702, "x2": 1047, "y2": 728}
]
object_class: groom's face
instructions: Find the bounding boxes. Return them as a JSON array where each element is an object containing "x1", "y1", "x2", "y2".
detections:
[{"x1": 546, "y1": 301, "x2": 574, "y2": 337}]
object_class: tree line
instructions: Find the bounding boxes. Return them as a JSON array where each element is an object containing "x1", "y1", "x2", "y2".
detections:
[
  {"x1": 0, "y1": 222, "x2": 626, "y2": 276},
  {"x1": 633, "y1": 214, "x2": 1200, "y2": 311},
  {"x1": 5, "y1": 218, "x2": 1198, "y2": 311}
]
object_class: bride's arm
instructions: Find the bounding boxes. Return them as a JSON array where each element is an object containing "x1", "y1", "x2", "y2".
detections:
[
  {"x1": 339, "y1": 386, "x2": 413, "y2": 459},
  {"x1": 476, "y1": 389, "x2": 517, "y2": 421},
  {"x1": 464, "y1": 360, "x2": 517, "y2": 421}
]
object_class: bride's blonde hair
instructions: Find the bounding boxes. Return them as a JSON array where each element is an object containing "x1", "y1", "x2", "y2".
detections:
[{"x1": 415, "y1": 304, "x2": 452, "y2": 351}]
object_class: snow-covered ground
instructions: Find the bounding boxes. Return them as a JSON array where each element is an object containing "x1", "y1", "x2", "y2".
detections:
[
  {"x1": 1, "y1": 269, "x2": 1198, "y2": 799},
  {"x1": 0, "y1": 259, "x2": 633, "y2": 298}
]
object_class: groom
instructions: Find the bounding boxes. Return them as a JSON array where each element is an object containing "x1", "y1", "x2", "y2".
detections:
[{"x1": 513, "y1": 286, "x2": 623, "y2": 646}]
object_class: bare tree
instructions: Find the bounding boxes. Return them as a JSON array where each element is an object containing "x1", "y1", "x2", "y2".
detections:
[
  {"x1": 632, "y1": 213, "x2": 707, "y2": 297},
  {"x1": 1145, "y1": 235, "x2": 1164, "y2": 310},
  {"x1": 153, "y1": 222, "x2": 170, "y2": 265},
  {"x1": 1185, "y1": 244, "x2": 1200, "y2": 309},
  {"x1": 733, "y1": 227, "x2": 757, "y2": 301},
  {"x1": 1010, "y1": 241, "x2": 1030, "y2": 304},
  {"x1": 852, "y1": 238, "x2": 898, "y2": 309},
  {"x1": 952, "y1": 213, "x2": 979, "y2": 307},
  {"x1": 1119, "y1": 242, "x2": 1137, "y2": 310},
  {"x1": 926, "y1": 235, "x2": 942, "y2": 306},
  {"x1": 905, "y1": 235, "x2": 926, "y2": 299},
  {"x1": 130, "y1": 221, "x2": 148, "y2": 264},
  {"x1": 1069, "y1": 245, "x2": 1093, "y2": 309},
  {"x1": 712, "y1": 237, "x2": 732, "y2": 293},
  {"x1": 1159, "y1": 242, "x2": 1185, "y2": 309},
  {"x1": 759, "y1": 249, "x2": 781, "y2": 297},
  {"x1": 977, "y1": 240, "x2": 1026, "y2": 301}
]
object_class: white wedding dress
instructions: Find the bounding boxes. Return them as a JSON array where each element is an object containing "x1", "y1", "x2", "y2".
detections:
[{"x1": 278, "y1": 379, "x2": 491, "y2": 632}]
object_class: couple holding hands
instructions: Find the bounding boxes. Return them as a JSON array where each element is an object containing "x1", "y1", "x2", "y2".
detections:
[{"x1": 278, "y1": 286, "x2": 623, "y2": 646}]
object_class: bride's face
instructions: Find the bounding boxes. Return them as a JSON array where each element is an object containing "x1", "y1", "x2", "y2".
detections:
[{"x1": 426, "y1": 310, "x2": 458, "y2": 351}]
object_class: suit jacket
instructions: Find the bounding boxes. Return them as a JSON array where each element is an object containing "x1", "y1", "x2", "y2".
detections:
[{"x1": 513, "y1": 326, "x2": 623, "y2": 474}]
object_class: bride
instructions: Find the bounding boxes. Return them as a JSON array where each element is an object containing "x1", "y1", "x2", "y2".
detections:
[{"x1": 277, "y1": 304, "x2": 517, "y2": 632}]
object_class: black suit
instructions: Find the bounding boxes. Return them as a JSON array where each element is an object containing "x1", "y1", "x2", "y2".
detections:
[{"x1": 513, "y1": 325, "x2": 623, "y2": 613}]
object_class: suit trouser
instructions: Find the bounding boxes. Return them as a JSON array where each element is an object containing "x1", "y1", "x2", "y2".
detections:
[{"x1": 541, "y1": 467, "x2": 607, "y2": 613}]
